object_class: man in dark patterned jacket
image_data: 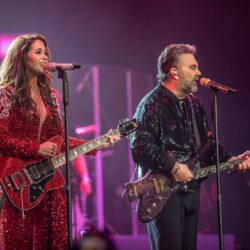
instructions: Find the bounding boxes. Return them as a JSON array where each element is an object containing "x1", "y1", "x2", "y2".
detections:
[{"x1": 130, "y1": 44, "x2": 250, "y2": 250}]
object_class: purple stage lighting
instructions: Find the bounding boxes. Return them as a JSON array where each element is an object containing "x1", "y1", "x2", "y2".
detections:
[{"x1": 0, "y1": 34, "x2": 18, "y2": 59}]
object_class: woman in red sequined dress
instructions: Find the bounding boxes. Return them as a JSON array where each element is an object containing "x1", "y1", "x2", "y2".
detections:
[{"x1": 0, "y1": 34, "x2": 119, "y2": 250}]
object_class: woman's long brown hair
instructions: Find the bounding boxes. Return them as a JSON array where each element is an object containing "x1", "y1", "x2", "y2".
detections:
[{"x1": 0, "y1": 34, "x2": 52, "y2": 109}]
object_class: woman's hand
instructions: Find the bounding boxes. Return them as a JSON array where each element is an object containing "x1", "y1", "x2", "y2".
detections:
[
  {"x1": 98, "y1": 129, "x2": 121, "y2": 150},
  {"x1": 38, "y1": 141, "x2": 58, "y2": 157}
]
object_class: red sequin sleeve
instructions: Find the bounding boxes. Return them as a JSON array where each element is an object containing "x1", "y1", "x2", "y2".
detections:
[{"x1": 0, "y1": 87, "x2": 40, "y2": 159}]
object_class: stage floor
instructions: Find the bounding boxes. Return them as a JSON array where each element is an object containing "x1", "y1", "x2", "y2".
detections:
[{"x1": 113, "y1": 234, "x2": 235, "y2": 250}]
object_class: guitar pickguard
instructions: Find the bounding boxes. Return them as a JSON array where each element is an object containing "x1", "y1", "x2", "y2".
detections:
[
  {"x1": 25, "y1": 158, "x2": 56, "y2": 203},
  {"x1": 29, "y1": 174, "x2": 55, "y2": 203}
]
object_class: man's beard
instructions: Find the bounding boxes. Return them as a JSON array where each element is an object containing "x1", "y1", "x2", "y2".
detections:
[
  {"x1": 190, "y1": 82, "x2": 198, "y2": 93},
  {"x1": 183, "y1": 81, "x2": 198, "y2": 94}
]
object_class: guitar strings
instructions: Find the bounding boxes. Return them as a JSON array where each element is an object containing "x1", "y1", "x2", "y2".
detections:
[
  {"x1": 9, "y1": 124, "x2": 133, "y2": 187},
  {"x1": 19, "y1": 125, "x2": 133, "y2": 181},
  {"x1": 25, "y1": 134, "x2": 109, "y2": 180}
]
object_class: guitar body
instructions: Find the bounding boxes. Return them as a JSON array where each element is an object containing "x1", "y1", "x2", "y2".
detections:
[
  {"x1": 0, "y1": 136, "x2": 65, "y2": 210},
  {"x1": 126, "y1": 171, "x2": 203, "y2": 223},
  {"x1": 125, "y1": 171, "x2": 176, "y2": 223},
  {"x1": 125, "y1": 157, "x2": 247, "y2": 223},
  {"x1": 0, "y1": 118, "x2": 138, "y2": 211}
]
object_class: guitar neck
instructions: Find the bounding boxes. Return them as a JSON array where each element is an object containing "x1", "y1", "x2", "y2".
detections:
[
  {"x1": 192, "y1": 158, "x2": 242, "y2": 180},
  {"x1": 51, "y1": 129, "x2": 120, "y2": 169}
]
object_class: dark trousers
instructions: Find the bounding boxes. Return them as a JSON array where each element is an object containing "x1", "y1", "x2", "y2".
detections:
[{"x1": 147, "y1": 188, "x2": 200, "y2": 250}]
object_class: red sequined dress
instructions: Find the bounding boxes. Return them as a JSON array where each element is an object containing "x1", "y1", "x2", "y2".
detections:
[{"x1": 0, "y1": 86, "x2": 93, "y2": 250}]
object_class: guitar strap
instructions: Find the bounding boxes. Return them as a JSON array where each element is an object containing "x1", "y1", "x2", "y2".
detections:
[
  {"x1": 187, "y1": 95, "x2": 202, "y2": 171},
  {"x1": 187, "y1": 95, "x2": 201, "y2": 151},
  {"x1": 47, "y1": 91, "x2": 63, "y2": 136}
]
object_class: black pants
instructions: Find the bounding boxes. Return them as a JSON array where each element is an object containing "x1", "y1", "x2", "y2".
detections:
[{"x1": 147, "y1": 188, "x2": 200, "y2": 250}]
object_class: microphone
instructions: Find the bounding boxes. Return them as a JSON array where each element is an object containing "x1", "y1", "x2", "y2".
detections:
[
  {"x1": 46, "y1": 62, "x2": 81, "y2": 72},
  {"x1": 200, "y1": 78, "x2": 237, "y2": 94}
]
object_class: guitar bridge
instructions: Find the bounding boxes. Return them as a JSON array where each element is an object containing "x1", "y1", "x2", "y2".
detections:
[{"x1": 7, "y1": 172, "x2": 27, "y2": 191}]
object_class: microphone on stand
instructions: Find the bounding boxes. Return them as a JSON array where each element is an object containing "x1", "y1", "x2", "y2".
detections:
[
  {"x1": 46, "y1": 62, "x2": 81, "y2": 72},
  {"x1": 200, "y1": 77, "x2": 237, "y2": 94}
]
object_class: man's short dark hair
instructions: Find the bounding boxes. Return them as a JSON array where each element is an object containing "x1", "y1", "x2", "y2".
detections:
[{"x1": 157, "y1": 44, "x2": 196, "y2": 82}]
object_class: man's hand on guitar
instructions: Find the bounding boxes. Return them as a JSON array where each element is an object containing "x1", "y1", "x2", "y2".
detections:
[
  {"x1": 38, "y1": 141, "x2": 58, "y2": 157},
  {"x1": 234, "y1": 151, "x2": 250, "y2": 172},
  {"x1": 172, "y1": 162, "x2": 193, "y2": 183}
]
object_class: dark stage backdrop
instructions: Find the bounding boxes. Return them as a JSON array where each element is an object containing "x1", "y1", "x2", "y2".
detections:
[{"x1": 1, "y1": 0, "x2": 249, "y2": 248}]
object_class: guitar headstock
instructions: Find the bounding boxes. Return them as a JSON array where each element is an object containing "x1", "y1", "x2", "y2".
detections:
[{"x1": 118, "y1": 118, "x2": 138, "y2": 137}]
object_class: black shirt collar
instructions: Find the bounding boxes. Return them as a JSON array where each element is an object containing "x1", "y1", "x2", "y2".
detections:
[{"x1": 157, "y1": 82, "x2": 182, "y2": 103}]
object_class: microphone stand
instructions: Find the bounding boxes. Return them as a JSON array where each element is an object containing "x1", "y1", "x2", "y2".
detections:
[
  {"x1": 58, "y1": 69, "x2": 73, "y2": 250},
  {"x1": 210, "y1": 87, "x2": 224, "y2": 250}
]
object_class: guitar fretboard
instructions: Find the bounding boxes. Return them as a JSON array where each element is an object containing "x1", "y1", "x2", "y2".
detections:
[
  {"x1": 192, "y1": 159, "x2": 242, "y2": 180},
  {"x1": 51, "y1": 129, "x2": 120, "y2": 169}
]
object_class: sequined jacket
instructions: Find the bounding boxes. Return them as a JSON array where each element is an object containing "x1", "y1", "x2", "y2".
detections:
[
  {"x1": 130, "y1": 83, "x2": 232, "y2": 178},
  {"x1": 0, "y1": 86, "x2": 91, "y2": 183}
]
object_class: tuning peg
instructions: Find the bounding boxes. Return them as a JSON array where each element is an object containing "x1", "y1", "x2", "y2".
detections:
[{"x1": 118, "y1": 118, "x2": 129, "y2": 126}]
